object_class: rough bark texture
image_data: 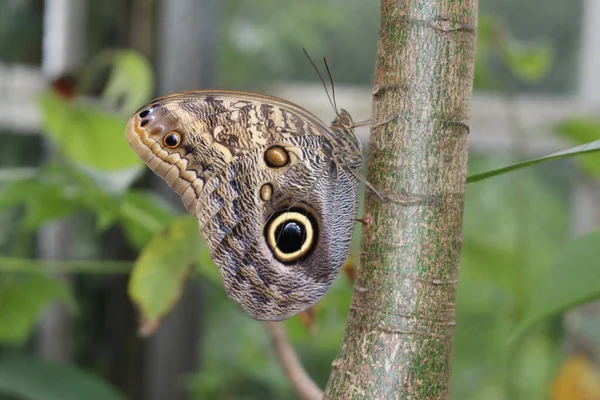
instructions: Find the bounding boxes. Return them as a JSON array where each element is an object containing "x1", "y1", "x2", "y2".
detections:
[{"x1": 324, "y1": 0, "x2": 477, "y2": 399}]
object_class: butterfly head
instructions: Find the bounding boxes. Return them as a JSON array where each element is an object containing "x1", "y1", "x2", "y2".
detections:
[
  {"x1": 328, "y1": 109, "x2": 363, "y2": 168},
  {"x1": 332, "y1": 108, "x2": 354, "y2": 129}
]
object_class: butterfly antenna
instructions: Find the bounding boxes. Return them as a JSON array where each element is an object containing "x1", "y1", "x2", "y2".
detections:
[
  {"x1": 302, "y1": 48, "x2": 338, "y2": 116},
  {"x1": 323, "y1": 57, "x2": 339, "y2": 115}
]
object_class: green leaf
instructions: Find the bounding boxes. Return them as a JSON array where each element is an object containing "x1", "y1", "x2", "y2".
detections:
[
  {"x1": 555, "y1": 117, "x2": 600, "y2": 179},
  {"x1": 101, "y1": 50, "x2": 154, "y2": 115},
  {"x1": 0, "y1": 274, "x2": 75, "y2": 344},
  {"x1": 0, "y1": 356, "x2": 126, "y2": 400},
  {"x1": 502, "y1": 40, "x2": 553, "y2": 83},
  {"x1": 80, "y1": 167, "x2": 144, "y2": 196},
  {"x1": 128, "y1": 216, "x2": 203, "y2": 335},
  {"x1": 467, "y1": 140, "x2": 600, "y2": 183},
  {"x1": 118, "y1": 190, "x2": 176, "y2": 249},
  {"x1": 473, "y1": 15, "x2": 501, "y2": 90},
  {"x1": 38, "y1": 91, "x2": 140, "y2": 171},
  {"x1": 0, "y1": 167, "x2": 119, "y2": 231},
  {"x1": 0, "y1": 179, "x2": 79, "y2": 230},
  {"x1": 523, "y1": 230, "x2": 600, "y2": 327},
  {"x1": 473, "y1": 14, "x2": 553, "y2": 89},
  {"x1": 52, "y1": 167, "x2": 123, "y2": 229},
  {"x1": 556, "y1": 118, "x2": 600, "y2": 143}
]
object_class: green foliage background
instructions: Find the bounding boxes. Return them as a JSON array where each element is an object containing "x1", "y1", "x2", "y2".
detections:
[{"x1": 1, "y1": 1, "x2": 599, "y2": 400}]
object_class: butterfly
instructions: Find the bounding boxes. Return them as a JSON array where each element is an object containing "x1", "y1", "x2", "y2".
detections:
[{"x1": 123, "y1": 44, "x2": 389, "y2": 321}]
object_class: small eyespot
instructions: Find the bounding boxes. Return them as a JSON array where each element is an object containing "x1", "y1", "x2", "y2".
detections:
[
  {"x1": 260, "y1": 183, "x2": 274, "y2": 201},
  {"x1": 139, "y1": 109, "x2": 150, "y2": 118},
  {"x1": 163, "y1": 131, "x2": 181, "y2": 148},
  {"x1": 264, "y1": 146, "x2": 289, "y2": 168},
  {"x1": 265, "y1": 209, "x2": 318, "y2": 263}
]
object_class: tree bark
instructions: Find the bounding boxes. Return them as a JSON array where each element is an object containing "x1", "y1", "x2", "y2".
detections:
[{"x1": 324, "y1": 0, "x2": 477, "y2": 399}]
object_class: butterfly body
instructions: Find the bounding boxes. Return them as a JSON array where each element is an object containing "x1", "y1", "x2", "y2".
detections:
[{"x1": 126, "y1": 90, "x2": 361, "y2": 320}]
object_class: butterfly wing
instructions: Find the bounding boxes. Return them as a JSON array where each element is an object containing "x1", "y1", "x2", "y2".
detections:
[{"x1": 125, "y1": 90, "x2": 359, "y2": 320}]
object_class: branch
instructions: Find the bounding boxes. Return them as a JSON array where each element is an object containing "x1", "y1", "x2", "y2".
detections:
[{"x1": 265, "y1": 322, "x2": 323, "y2": 400}]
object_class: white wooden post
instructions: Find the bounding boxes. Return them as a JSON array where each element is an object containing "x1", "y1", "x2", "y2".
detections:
[
  {"x1": 579, "y1": 0, "x2": 600, "y2": 103},
  {"x1": 145, "y1": 1, "x2": 219, "y2": 399},
  {"x1": 37, "y1": 0, "x2": 86, "y2": 362},
  {"x1": 571, "y1": 0, "x2": 600, "y2": 236}
]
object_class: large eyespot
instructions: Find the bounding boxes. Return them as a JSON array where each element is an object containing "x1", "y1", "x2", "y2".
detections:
[
  {"x1": 163, "y1": 131, "x2": 181, "y2": 148},
  {"x1": 265, "y1": 209, "x2": 318, "y2": 263},
  {"x1": 264, "y1": 146, "x2": 289, "y2": 168}
]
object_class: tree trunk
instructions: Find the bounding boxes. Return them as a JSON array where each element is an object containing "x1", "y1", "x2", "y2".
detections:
[{"x1": 324, "y1": 0, "x2": 477, "y2": 398}]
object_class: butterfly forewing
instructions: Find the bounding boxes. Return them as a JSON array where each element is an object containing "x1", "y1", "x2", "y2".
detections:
[{"x1": 125, "y1": 90, "x2": 361, "y2": 320}]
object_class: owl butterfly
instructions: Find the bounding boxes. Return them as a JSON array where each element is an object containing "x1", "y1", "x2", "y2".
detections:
[{"x1": 125, "y1": 89, "x2": 365, "y2": 321}]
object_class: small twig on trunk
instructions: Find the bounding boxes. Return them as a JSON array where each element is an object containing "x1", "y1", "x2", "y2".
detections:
[{"x1": 265, "y1": 322, "x2": 323, "y2": 400}]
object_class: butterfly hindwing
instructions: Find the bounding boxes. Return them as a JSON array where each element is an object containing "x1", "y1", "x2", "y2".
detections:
[{"x1": 125, "y1": 90, "x2": 361, "y2": 320}]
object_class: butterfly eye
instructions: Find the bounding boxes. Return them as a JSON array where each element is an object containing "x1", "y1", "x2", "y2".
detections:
[
  {"x1": 337, "y1": 109, "x2": 354, "y2": 127},
  {"x1": 265, "y1": 209, "x2": 318, "y2": 263},
  {"x1": 340, "y1": 115, "x2": 351, "y2": 126},
  {"x1": 163, "y1": 131, "x2": 181, "y2": 148}
]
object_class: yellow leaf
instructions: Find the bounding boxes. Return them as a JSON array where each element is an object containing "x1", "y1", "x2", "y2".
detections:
[{"x1": 551, "y1": 355, "x2": 600, "y2": 400}]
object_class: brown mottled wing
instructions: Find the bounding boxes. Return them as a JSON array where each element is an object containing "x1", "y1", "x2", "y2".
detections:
[{"x1": 125, "y1": 90, "x2": 359, "y2": 320}]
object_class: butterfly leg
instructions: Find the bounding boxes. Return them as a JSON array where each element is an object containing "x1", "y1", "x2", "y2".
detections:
[
  {"x1": 346, "y1": 168, "x2": 387, "y2": 203},
  {"x1": 371, "y1": 114, "x2": 399, "y2": 129},
  {"x1": 351, "y1": 114, "x2": 398, "y2": 129}
]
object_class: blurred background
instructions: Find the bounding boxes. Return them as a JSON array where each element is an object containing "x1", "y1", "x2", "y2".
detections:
[{"x1": 1, "y1": 0, "x2": 600, "y2": 399}]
